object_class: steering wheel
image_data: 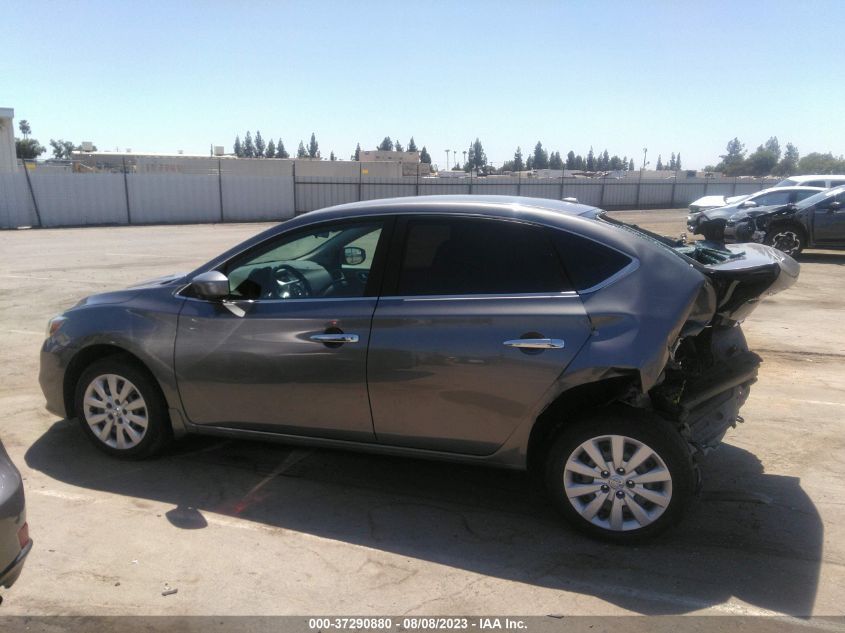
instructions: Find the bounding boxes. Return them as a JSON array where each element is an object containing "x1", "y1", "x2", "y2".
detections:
[{"x1": 273, "y1": 264, "x2": 311, "y2": 299}]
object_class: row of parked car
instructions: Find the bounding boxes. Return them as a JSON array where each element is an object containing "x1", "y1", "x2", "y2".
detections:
[{"x1": 686, "y1": 174, "x2": 845, "y2": 256}]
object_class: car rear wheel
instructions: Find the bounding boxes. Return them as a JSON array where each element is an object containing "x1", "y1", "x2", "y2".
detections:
[
  {"x1": 765, "y1": 226, "x2": 805, "y2": 256},
  {"x1": 74, "y1": 356, "x2": 171, "y2": 459},
  {"x1": 545, "y1": 410, "x2": 696, "y2": 542}
]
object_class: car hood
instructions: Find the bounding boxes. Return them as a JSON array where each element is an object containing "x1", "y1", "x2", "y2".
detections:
[
  {"x1": 72, "y1": 272, "x2": 187, "y2": 308},
  {"x1": 725, "y1": 204, "x2": 791, "y2": 223}
]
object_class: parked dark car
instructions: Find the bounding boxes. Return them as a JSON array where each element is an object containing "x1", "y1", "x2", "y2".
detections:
[
  {"x1": 688, "y1": 186, "x2": 823, "y2": 240},
  {"x1": 0, "y1": 439, "x2": 31, "y2": 594},
  {"x1": 723, "y1": 185, "x2": 845, "y2": 256},
  {"x1": 39, "y1": 196, "x2": 799, "y2": 541}
]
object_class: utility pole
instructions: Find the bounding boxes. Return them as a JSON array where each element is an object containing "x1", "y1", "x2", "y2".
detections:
[
  {"x1": 463, "y1": 150, "x2": 467, "y2": 168},
  {"x1": 445, "y1": 149, "x2": 450, "y2": 170},
  {"x1": 642, "y1": 147, "x2": 648, "y2": 171}
]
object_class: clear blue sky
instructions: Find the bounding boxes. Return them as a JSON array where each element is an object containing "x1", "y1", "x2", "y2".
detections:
[{"x1": 3, "y1": 0, "x2": 844, "y2": 169}]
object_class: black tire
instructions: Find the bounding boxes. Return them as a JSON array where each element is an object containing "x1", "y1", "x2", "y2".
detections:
[
  {"x1": 74, "y1": 355, "x2": 172, "y2": 459},
  {"x1": 765, "y1": 224, "x2": 806, "y2": 257},
  {"x1": 544, "y1": 408, "x2": 696, "y2": 543}
]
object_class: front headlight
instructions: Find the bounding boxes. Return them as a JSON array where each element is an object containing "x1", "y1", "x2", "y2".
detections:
[{"x1": 46, "y1": 315, "x2": 67, "y2": 338}]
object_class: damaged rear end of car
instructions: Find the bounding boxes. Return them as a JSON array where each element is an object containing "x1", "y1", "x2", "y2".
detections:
[{"x1": 584, "y1": 214, "x2": 799, "y2": 456}]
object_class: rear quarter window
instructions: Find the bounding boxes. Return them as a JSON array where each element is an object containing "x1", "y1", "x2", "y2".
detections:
[{"x1": 550, "y1": 230, "x2": 632, "y2": 291}]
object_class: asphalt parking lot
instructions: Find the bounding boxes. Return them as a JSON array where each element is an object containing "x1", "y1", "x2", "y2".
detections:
[{"x1": 0, "y1": 209, "x2": 844, "y2": 618}]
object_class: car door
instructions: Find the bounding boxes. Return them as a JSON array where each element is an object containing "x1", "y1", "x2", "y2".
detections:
[
  {"x1": 813, "y1": 191, "x2": 845, "y2": 244},
  {"x1": 367, "y1": 215, "x2": 593, "y2": 455},
  {"x1": 174, "y1": 217, "x2": 391, "y2": 440}
]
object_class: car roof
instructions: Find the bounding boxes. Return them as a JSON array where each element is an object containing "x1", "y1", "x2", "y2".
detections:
[
  {"x1": 754, "y1": 185, "x2": 825, "y2": 194},
  {"x1": 782, "y1": 175, "x2": 845, "y2": 183},
  {"x1": 303, "y1": 195, "x2": 599, "y2": 222}
]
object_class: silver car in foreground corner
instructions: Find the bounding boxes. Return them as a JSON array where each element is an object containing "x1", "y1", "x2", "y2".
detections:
[
  {"x1": 0, "y1": 438, "x2": 31, "y2": 596},
  {"x1": 39, "y1": 196, "x2": 798, "y2": 541}
]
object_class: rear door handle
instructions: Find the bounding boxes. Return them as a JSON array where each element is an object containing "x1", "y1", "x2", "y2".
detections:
[
  {"x1": 503, "y1": 338, "x2": 565, "y2": 349},
  {"x1": 310, "y1": 333, "x2": 359, "y2": 344}
]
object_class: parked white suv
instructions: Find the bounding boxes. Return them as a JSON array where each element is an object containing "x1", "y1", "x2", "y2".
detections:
[{"x1": 775, "y1": 175, "x2": 845, "y2": 188}]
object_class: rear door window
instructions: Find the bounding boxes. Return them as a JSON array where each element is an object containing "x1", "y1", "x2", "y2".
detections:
[{"x1": 395, "y1": 217, "x2": 570, "y2": 296}]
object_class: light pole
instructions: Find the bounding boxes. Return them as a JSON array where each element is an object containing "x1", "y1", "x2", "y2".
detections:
[
  {"x1": 452, "y1": 150, "x2": 457, "y2": 170},
  {"x1": 463, "y1": 150, "x2": 468, "y2": 169},
  {"x1": 445, "y1": 150, "x2": 450, "y2": 171},
  {"x1": 642, "y1": 147, "x2": 648, "y2": 172}
]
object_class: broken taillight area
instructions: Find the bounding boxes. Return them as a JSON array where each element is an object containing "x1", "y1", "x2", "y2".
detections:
[{"x1": 651, "y1": 327, "x2": 760, "y2": 452}]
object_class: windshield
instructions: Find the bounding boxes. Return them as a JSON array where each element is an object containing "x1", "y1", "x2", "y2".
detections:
[
  {"x1": 795, "y1": 189, "x2": 838, "y2": 210},
  {"x1": 775, "y1": 178, "x2": 797, "y2": 187}
]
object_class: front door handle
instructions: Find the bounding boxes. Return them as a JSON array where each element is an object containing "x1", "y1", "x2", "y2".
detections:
[
  {"x1": 310, "y1": 333, "x2": 359, "y2": 344},
  {"x1": 503, "y1": 338, "x2": 565, "y2": 349}
]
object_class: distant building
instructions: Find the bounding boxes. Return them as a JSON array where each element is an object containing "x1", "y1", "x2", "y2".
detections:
[
  {"x1": 0, "y1": 107, "x2": 17, "y2": 173},
  {"x1": 358, "y1": 150, "x2": 419, "y2": 163}
]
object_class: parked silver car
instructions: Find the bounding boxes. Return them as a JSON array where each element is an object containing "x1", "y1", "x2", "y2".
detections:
[
  {"x1": 39, "y1": 196, "x2": 798, "y2": 541},
  {"x1": 0, "y1": 439, "x2": 31, "y2": 594}
]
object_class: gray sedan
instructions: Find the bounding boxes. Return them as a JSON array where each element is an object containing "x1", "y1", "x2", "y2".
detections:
[{"x1": 39, "y1": 196, "x2": 798, "y2": 541}]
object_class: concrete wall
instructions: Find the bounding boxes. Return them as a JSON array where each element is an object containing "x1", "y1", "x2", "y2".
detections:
[
  {"x1": 0, "y1": 108, "x2": 17, "y2": 173},
  {"x1": 0, "y1": 169, "x2": 778, "y2": 229}
]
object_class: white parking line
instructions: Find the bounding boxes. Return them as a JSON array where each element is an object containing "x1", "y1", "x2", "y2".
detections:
[{"x1": 790, "y1": 398, "x2": 845, "y2": 407}]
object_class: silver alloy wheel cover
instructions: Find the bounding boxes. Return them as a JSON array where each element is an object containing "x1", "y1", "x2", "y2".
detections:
[
  {"x1": 82, "y1": 373, "x2": 149, "y2": 449},
  {"x1": 563, "y1": 434, "x2": 673, "y2": 532},
  {"x1": 770, "y1": 230, "x2": 801, "y2": 255}
]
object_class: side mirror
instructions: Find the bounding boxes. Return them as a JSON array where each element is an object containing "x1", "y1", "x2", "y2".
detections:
[
  {"x1": 739, "y1": 200, "x2": 758, "y2": 209},
  {"x1": 343, "y1": 246, "x2": 366, "y2": 266},
  {"x1": 829, "y1": 201, "x2": 842, "y2": 212},
  {"x1": 191, "y1": 271, "x2": 230, "y2": 299}
]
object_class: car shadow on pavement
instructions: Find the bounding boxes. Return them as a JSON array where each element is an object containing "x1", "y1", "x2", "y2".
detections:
[{"x1": 26, "y1": 419, "x2": 821, "y2": 616}]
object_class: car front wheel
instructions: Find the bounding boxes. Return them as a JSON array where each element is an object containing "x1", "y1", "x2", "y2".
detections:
[
  {"x1": 765, "y1": 226, "x2": 805, "y2": 256},
  {"x1": 545, "y1": 410, "x2": 696, "y2": 542},
  {"x1": 74, "y1": 356, "x2": 171, "y2": 459}
]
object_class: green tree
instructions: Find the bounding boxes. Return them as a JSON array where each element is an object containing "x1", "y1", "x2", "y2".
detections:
[
  {"x1": 599, "y1": 150, "x2": 610, "y2": 170},
  {"x1": 675, "y1": 153, "x2": 682, "y2": 170},
  {"x1": 465, "y1": 137, "x2": 487, "y2": 171},
  {"x1": 526, "y1": 155, "x2": 534, "y2": 170},
  {"x1": 308, "y1": 133, "x2": 319, "y2": 158},
  {"x1": 330, "y1": 151, "x2": 336, "y2": 161},
  {"x1": 621, "y1": 155, "x2": 628, "y2": 171},
  {"x1": 395, "y1": 139, "x2": 404, "y2": 152},
  {"x1": 586, "y1": 147, "x2": 595, "y2": 171},
  {"x1": 297, "y1": 141, "x2": 308, "y2": 158},
  {"x1": 15, "y1": 138, "x2": 45, "y2": 159},
  {"x1": 668, "y1": 153, "x2": 676, "y2": 170},
  {"x1": 277, "y1": 139, "x2": 289, "y2": 159},
  {"x1": 746, "y1": 144, "x2": 779, "y2": 176},
  {"x1": 565, "y1": 151, "x2": 576, "y2": 170},
  {"x1": 717, "y1": 137, "x2": 746, "y2": 176},
  {"x1": 419, "y1": 146, "x2": 431, "y2": 164},
  {"x1": 797, "y1": 152, "x2": 845, "y2": 174},
  {"x1": 533, "y1": 141, "x2": 549, "y2": 169},
  {"x1": 353, "y1": 143, "x2": 361, "y2": 161},
  {"x1": 628, "y1": 158, "x2": 635, "y2": 171},
  {"x1": 377, "y1": 136, "x2": 394, "y2": 151},
  {"x1": 656, "y1": 155, "x2": 664, "y2": 171},
  {"x1": 775, "y1": 142, "x2": 799, "y2": 176},
  {"x1": 407, "y1": 137, "x2": 418, "y2": 152},
  {"x1": 266, "y1": 139, "x2": 276, "y2": 158},
  {"x1": 243, "y1": 131, "x2": 256, "y2": 158},
  {"x1": 764, "y1": 136, "x2": 781, "y2": 161},
  {"x1": 233, "y1": 135, "x2": 243, "y2": 157},
  {"x1": 18, "y1": 120, "x2": 31, "y2": 139},
  {"x1": 609, "y1": 155, "x2": 623, "y2": 170},
  {"x1": 49, "y1": 139, "x2": 76, "y2": 160},
  {"x1": 513, "y1": 147, "x2": 524, "y2": 171},
  {"x1": 254, "y1": 131, "x2": 266, "y2": 158},
  {"x1": 549, "y1": 151, "x2": 563, "y2": 170}
]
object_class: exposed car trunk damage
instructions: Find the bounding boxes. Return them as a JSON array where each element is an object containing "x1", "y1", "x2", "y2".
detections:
[
  {"x1": 580, "y1": 215, "x2": 799, "y2": 453},
  {"x1": 650, "y1": 242, "x2": 798, "y2": 451}
]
